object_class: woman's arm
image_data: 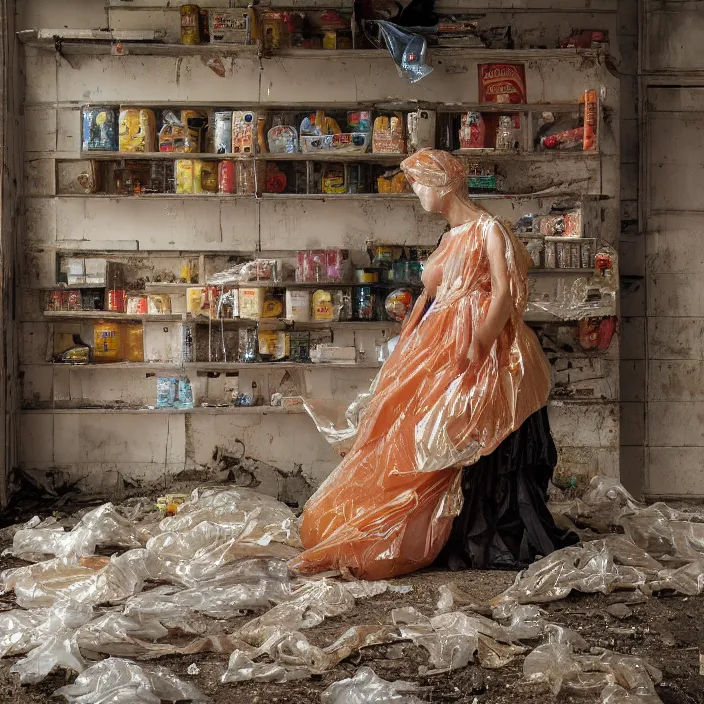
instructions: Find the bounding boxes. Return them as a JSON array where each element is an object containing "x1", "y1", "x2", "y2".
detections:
[{"x1": 468, "y1": 223, "x2": 513, "y2": 365}]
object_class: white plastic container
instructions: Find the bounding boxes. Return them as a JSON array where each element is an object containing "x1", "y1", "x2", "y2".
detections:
[{"x1": 285, "y1": 289, "x2": 311, "y2": 322}]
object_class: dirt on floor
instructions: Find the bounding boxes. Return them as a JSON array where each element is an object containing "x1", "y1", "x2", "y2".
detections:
[
  {"x1": 0, "y1": 564, "x2": 702, "y2": 704},
  {"x1": 0, "y1": 489, "x2": 702, "y2": 704}
]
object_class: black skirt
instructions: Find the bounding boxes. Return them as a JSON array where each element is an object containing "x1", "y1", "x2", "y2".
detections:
[{"x1": 435, "y1": 406, "x2": 579, "y2": 571}]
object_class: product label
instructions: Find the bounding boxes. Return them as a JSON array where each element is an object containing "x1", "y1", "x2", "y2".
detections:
[{"x1": 478, "y1": 63, "x2": 526, "y2": 104}]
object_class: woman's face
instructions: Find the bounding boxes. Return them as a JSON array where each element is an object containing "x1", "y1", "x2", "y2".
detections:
[{"x1": 412, "y1": 182, "x2": 445, "y2": 214}]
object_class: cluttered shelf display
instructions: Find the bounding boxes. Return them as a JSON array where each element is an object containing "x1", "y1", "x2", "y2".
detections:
[
  {"x1": 32, "y1": 8, "x2": 616, "y2": 415},
  {"x1": 73, "y1": 75, "x2": 601, "y2": 198}
]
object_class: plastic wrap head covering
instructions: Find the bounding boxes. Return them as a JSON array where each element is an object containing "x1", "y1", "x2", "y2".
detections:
[
  {"x1": 401, "y1": 149, "x2": 467, "y2": 202},
  {"x1": 289, "y1": 210, "x2": 551, "y2": 581}
]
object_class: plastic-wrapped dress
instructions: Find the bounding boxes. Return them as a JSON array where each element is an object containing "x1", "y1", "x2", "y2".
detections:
[{"x1": 289, "y1": 214, "x2": 551, "y2": 580}]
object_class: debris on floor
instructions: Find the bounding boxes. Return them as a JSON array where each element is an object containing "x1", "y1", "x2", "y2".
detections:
[{"x1": 0, "y1": 478, "x2": 703, "y2": 703}]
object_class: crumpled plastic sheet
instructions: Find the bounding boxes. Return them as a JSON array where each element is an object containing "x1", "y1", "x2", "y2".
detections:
[
  {"x1": 492, "y1": 535, "x2": 663, "y2": 607},
  {"x1": 222, "y1": 650, "x2": 310, "y2": 683},
  {"x1": 392, "y1": 607, "x2": 525, "y2": 673},
  {"x1": 146, "y1": 487, "x2": 301, "y2": 587},
  {"x1": 523, "y1": 643, "x2": 662, "y2": 703},
  {"x1": 2, "y1": 549, "x2": 163, "y2": 608},
  {"x1": 526, "y1": 272, "x2": 618, "y2": 321},
  {"x1": 9, "y1": 503, "x2": 144, "y2": 562},
  {"x1": 54, "y1": 657, "x2": 209, "y2": 704},
  {"x1": 292, "y1": 206, "x2": 552, "y2": 580},
  {"x1": 123, "y1": 579, "x2": 292, "y2": 620},
  {"x1": 321, "y1": 666, "x2": 424, "y2": 704},
  {"x1": 492, "y1": 602, "x2": 547, "y2": 641},
  {"x1": 367, "y1": 20, "x2": 433, "y2": 83},
  {"x1": 238, "y1": 579, "x2": 392, "y2": 647},
  {"x1": 76, "y1": 611, "x2": 170, "y2": 658},
  {"x1": 7, "y1": 599, "x2": 94, "y2": 684}
]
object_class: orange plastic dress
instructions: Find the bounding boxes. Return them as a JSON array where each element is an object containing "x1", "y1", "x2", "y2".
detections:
[{"x1": 289, "y1": 214, "x2": 551, "y2": 581}]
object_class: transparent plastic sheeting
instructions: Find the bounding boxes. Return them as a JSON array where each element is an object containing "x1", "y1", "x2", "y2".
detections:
[
  {"x1": 320, "y1": 667, "x2": 424, "y2": 704},
  {"x1": 292, "y1": 214, "x2": 552, "y2": 580},
  {"x1": 523, "y1": 644, "x2": 662, "y2": 704},
  {"x1": 54, "y1": 658, "x2": 208, "y2": 704},
  {"x1": 491, "y1": 476, "x2": 704, "y2": 609},
  {"x1": 525, "y1": 245, "x2": 619, "y2": 321}
]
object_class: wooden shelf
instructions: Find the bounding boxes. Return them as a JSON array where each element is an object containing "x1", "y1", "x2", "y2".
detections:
[
  {"x1": 44, "y1": 310, "x2": 185, "y2": 322},
  {"x1": 49, "y1": 191, "x2": 606, "y2": 202},
  {"x1": 20, "y1": 405, "x2": 307, "y2": 415},
  {"x1": 529, "y1": 268, "x2": 594, "y2": 276},
  {"x1": 22, "y1": 361, "x2": 383, "y2": 371},
  {"x1": 18, "y1": 33, "x2": 605, "y2": 62},
  {"x1": 41, "y1": 311, "x2": 404, "y2": 329},
  {"x1": 79, "y1": 151, "x2": 405, "y2": 165}
]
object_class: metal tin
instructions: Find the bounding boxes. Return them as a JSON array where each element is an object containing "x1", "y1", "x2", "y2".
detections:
[{"x1": 180, "y1": 5, "x2": 201, "y2": 45}]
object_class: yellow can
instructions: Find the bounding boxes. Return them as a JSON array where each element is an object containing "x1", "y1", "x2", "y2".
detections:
[
  {"x1": 181, "y1": 5, "x2": 201, "y2": 45},
  {"x1": 175, "y1": 159, "x2": 194, "y2": 194},
  {"x1": 94, "y1": 320, "x2": 122, "y2": 363}
]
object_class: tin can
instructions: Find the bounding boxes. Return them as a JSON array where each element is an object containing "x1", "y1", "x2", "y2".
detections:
[
  {"x1": 218, "y1": 160, "x2": 236, "y2": 193},
  {"x1": 126, "y1": 295, "x2": 148, "y2": 315},
  {"x1": 180, "y1": 5, "x2": 201, "y2": 45},
  {"x1": 214, "y1": 111, "x2": 233, "y2": 154},
  {"x1": 107, "y1": 289, "x2": 126, "y2": 312},
  {"x1": 65, "y1": 290, "x2": 82, "y2": 311},
  {"x1": 46, "y1": 290, "x2": 62, "y2": 311}
]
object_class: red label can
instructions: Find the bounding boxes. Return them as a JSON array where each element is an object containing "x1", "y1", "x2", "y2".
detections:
[
  {"x1": 218, "y1": 160, "x2": 236, "y2": 193},
  {"x1": 108, "y1": 289, "x2": 126, "y2": 312},
  {"x1": 46, "y1": 290, "x2": 62, "y2": 311}
]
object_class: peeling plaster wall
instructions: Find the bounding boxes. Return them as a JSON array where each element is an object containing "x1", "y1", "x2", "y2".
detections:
[
  {"x1": 17, "y1": 0, "x2": 624, "y2": 505},
  {"x1": 640, "y1": 1, "x2": 704, "y2": 499}
]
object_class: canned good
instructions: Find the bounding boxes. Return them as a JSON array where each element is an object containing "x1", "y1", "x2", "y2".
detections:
[
  {"x1": 236, "y1": 160, "x2": 255, "y2": 194},
  {"x1": 218, "y1": 160, "x2": 236, "y2": 193},
  {"x1": 354, "y1": 286, "x2": 376, "y2": 320},
  {"x1": 214, "y1": 111, "x2": 233, "y2": 153},
  {"x1": 126, "y1": 295, "x2": 148, "y2": 315},
  {"x1": 180, "y1": 5, "x2": 201, "y2": 45},
  {"x1": 46, "y1": 290, "x2": 63, "y2": 311},
  {"x1": 65, "y1": 290, "x2": 82, "y2": 311},
  {"x1": 107, "y1": 289, "x2": 126, "y2": 312}
]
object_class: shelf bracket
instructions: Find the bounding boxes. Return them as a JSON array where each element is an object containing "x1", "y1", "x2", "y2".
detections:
[{"x1": 53, "y1": 36, "x2": 77, "y2": 70}]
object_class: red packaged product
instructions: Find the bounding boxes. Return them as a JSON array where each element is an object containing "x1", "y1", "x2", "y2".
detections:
[
  {"x1": 107, "y1": 289, "x2": 126, "y2": 313},
  {"x1": 218, "y1": 161, "x2": 235, "y2": 193},
  {"x1": 542, "y1": 127, "x2": 584, "y2": 150},
  {"x1": 478, "y1": 63, "x2": 526, "y2": 104}
]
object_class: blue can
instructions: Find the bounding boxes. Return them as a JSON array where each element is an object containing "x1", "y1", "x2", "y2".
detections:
[{"x1": 82, "y1": 106, "x2": 118, "y2": 152}]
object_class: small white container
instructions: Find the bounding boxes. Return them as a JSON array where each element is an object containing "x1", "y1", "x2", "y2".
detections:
[{"x1": 285, "y1": 289, "x2": 311, "y2": 322}]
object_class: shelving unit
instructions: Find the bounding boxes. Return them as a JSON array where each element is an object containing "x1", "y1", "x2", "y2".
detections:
[{"x1": 19, "y1": 17, "x2": 621, "y2": 491}]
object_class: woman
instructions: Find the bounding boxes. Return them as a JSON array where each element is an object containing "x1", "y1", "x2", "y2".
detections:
[{"x1": 289, "y1": 149, "x2": 576, "y2": 581}]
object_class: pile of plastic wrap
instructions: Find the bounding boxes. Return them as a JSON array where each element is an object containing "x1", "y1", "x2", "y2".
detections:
[{"x1": 1, "y1": 477, "x2": 702, "y2": 702}]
